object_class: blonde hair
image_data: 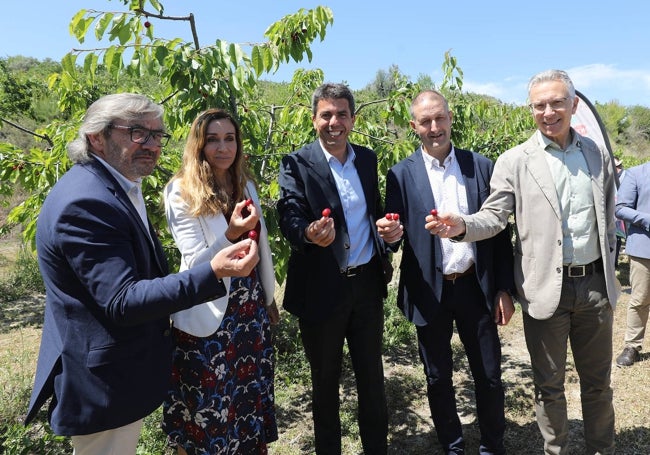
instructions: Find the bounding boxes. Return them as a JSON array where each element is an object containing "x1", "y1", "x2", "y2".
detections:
[{"x1": 169, "y1": 109, "x2": 254, "y2": 217}]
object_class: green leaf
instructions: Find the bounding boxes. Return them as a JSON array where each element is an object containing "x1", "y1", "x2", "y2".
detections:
[
  {"x1": 83, "y1": 53, "x2": 98, "y2": 82},
  {"x1": 69, "y1": 9, "x2": 88, "y2": 41},
  {"x1": 95, "y1": 12, "x2": 114, "y2": 40},
  {"x1": 251, "y1": 46, "x2": 263, "y2": 76},
  {"x1": 229, "y1": 43, "x2": 244, "y2": 67},
  {"x1": 60, "y1": 53, "x2": 77, "y2": 75}
]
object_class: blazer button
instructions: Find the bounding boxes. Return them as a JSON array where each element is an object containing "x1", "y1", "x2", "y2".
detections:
[
  {"x1": 163, "y1": 328, "x2": 171, "y2": 337},
  {"x1": 344, "y1": 242, "x2": 350, "y2": 249},
  {"x1": 557, "y1": 240, "x2": 562, "y2": 245},
  {"x1": 556, "y1": 267, "x2": 562, "y2": 274}
]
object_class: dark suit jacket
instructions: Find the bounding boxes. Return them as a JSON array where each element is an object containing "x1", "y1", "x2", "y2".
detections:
[
  {"x1": 25, "y1": 158, "x2": 226, "y2": 436},
  {"x1": 385, "y1": 147, "x2": 514, "y2": 325},
  {"x1": 277, "y1": 140, "x2": 388, "y2": 322}
]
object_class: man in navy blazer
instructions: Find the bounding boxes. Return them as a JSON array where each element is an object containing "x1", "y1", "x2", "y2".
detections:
[
  {"x1": 615, "y1": 161, "x2": 650, "y2": 367},
  {"x1": 24, "y1": 93, "x2": 258, "y2": 454},
  {"x1": 380, "y1": 90, "x2": 514, "y2": 454},
  {"x1": 278, "y1": 83, "x2": 402, "y2": 454}
]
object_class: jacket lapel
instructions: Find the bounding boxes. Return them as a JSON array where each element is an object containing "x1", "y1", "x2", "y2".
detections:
[
  {"x1": 524, "y1": 138, "x2": 562, "y2": 220},
  {"x1": 87, "y1": 159, "x2": 168, "y2": 272}
]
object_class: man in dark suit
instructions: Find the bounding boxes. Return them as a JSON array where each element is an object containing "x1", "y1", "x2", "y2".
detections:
[
  {"x1": 24, "y1": 93, "x2": 258, "y2": 454},
  {"x1": 378, "y1": 90, "x2": 514, "y2": 454},
  {"x1": 277, "y1": 83, "x2": 402, "y2": 454}
]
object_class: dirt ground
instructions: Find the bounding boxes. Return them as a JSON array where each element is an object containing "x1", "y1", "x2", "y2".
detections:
[
  {"x1": 270, "y1": 255, "x2": 650, "y2": 454},
  {"x1": 1, "y1": 250, "x2": 648, "y2": 454}
]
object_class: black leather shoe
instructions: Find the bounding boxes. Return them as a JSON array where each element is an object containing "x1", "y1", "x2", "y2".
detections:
[{"x1": 616, "y1": 346, "x2": 640, "y2": 367}]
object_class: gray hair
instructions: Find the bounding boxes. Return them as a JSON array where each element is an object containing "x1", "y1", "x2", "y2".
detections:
[
  {"x1": 311, "y1": 83, "x2": 355, "y2": 115},
  {"x1": 527, "y1": 69, "x2": 576, "y2": 100},
  {"x1": 67, "y1": 93, "x2": 164, "y2": 163}
]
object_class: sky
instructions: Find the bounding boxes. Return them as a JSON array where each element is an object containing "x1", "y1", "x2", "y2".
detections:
[{"x1": 2, "y1": 0, "x2": 649, "y2": 107}]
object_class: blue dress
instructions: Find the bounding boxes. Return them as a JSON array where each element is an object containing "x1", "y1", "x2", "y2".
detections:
[{"x1": 162, "y1": 268, "x2": 277, "y2": 454}]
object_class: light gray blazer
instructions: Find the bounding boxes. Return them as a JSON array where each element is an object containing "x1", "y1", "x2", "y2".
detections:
[{"x1": 461, "y1": 130, "x2": 618, "y2": 320}]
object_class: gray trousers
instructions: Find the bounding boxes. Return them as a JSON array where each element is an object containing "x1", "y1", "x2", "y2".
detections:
[{"x1": 523, "y1": 270, "x2": 615, "y2": 455}]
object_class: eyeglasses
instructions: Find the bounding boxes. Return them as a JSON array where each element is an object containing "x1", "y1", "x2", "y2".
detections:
[
  {"x1": 108, "y1": 124, "x2": 171, "y2": 146},
  {"x1": 528, "y1": 97, "x2": 569, "y2": 113}
]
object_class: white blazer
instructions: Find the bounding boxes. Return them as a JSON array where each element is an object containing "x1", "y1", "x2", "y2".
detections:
[{"x1": 164, "y1": 179, "x2": 275, "y2": 336}]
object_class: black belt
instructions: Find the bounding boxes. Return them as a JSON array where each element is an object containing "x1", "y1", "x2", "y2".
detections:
[
  {"x1": 443, "y1": 264, "x2": 475, "y2": 282},
  {"x1": 563, "y1": 260, "x2": 603, "y2": 278},
  {"x1": 341, "y1": 262, "x2": 370, "y2": 278}
]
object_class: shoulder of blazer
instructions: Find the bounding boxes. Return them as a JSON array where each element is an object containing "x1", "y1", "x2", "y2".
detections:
[
  {"x1": 78, "y1": 158, "x2": 131, "y2": 200},
  {"x1": 293, "y1": 140, "x2": 321, "y2": 159}
]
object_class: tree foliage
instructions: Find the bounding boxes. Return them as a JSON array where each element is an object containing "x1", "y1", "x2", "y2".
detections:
[{"x1": 2, "y1": 1, "x2": 647, "y2": 285}]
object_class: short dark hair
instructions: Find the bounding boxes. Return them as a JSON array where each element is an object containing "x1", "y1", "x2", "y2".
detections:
[{"x1": 311, "y1": 83, "x2": 355, "y2": 115}]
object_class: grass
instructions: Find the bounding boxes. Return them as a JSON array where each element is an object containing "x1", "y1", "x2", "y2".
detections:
[{"x1": 0, "y1": 247, "x2": 649, "y2": 454}]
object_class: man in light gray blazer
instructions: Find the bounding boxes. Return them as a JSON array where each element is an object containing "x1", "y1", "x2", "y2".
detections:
[
  {"x1": 432, "y1": 70, "x2": 618, "y2": 454},
  {"x1": 614, "y1": 161, "x2": 650, "y2": 367}
]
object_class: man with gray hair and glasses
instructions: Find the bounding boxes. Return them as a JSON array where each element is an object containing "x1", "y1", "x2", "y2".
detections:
[
  {"x1": 431, "y1": 70, "x2": 618, "y2": 454},
  {"x1": 24, "y1": 93, "x2": 259, "y2": 454}
]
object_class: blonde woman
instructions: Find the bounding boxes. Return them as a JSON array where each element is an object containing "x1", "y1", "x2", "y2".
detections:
[{"x1": 162, "y1": 109, "x2": 279, "y2": 454}]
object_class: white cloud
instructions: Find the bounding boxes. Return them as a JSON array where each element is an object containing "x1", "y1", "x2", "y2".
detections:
[
  {"x1": 463, "y1": 79, "x2": 528, "y2": 106},
  {"x1": 463, "y1": 66, "x2": 650, "y2": 108},
  {"x1": 567, "y1": 64, "x2": 650, "y2": 106}
]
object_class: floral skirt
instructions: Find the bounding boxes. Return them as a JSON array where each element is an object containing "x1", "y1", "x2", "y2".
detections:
[{"x1": 162, "y1": 272, "x2": 277, "y2": 455}]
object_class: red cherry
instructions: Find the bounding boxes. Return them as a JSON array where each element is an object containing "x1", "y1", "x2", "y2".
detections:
[
  {"x1": 385, "y1": 213, "x2": 393, "y2": 221},
  {"x1": 430, "y1": 209, "x2": 438, "y2": 217},
  {"x1": 245, "y1": 198, "x2": 253, "y2": 206},
  {"x1": 248, "y1": 230, "x2": 258, "y2": 241},
  {"x1": 144, "y1": 21, "x2": 151, "y2": 28},
  {"x1": 393, "y1": 213, "x2": 400, "y2": 221},
  {"x1": 321, "y1": 208, "x2": 331, "y2": 218}
]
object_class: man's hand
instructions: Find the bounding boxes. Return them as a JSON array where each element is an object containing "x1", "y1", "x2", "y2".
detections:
[
  {"x1": 376, "y1": 214, "x2": 403, "y2": 244},
  {"x1": 424, "y1": 211, "x2": 467, "y2": 238},
  {"x1": 210, "y1": 239, "x2": 259, "y2": 278},
  {"x1": 266, "y1": 300, "x2": 280, "y2": 325},
  {"x1": 305, "y1": 215, "x2": 335, "y2": 247},
  {"x1": 494, "y1": 290, "x2": 515, "y2": 326}
]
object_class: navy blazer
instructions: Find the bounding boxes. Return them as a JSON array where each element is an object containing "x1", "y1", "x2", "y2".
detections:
[
  {"x1": 385, "y1": 147, "x2": 514, "y2": 325},
  {"x1": 25, "y1": 158, "x2": 226, "y2": 436},
  {"x1": 616, "y1": 161, "x2": 650, "y2": 260},
  {"x1": 277, "y1": 140, "x2": 387, "y2": 322}
]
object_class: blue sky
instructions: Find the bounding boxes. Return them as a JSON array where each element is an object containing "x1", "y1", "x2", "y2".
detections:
[{"x1": 2, "y1": 0, "x2": 649, "y2": 107}]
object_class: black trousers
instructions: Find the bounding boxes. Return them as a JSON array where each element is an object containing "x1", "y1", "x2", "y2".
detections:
[
  {"x1": 299, "y1": 259, "x2": 388, "y2": 455},
  {"x1": 416, "y1": 274, "x2": 505, "y2": 455}
]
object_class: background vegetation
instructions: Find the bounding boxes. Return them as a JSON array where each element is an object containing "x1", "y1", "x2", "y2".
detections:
[{"x1": 1, "y1": 0, "x2": 650, "y2": 453}]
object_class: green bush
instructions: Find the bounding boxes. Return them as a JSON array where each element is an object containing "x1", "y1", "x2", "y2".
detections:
[{"x1": 0, "y1": 248, "x2": 44, "y2": 303}]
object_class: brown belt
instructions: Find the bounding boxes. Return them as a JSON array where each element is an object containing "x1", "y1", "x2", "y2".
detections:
[{"x1": 443, "y1": 264, "x2": 475, "y2": 282}]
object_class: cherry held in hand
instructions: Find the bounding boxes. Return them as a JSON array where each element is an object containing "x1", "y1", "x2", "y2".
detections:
[
  {"x1": 248, "y1": 230, "x2": 258, "y2": 241},
  {"x1": 322, "y1": 208, "x2": 331, "y2": 218},
  {"x1": 430, "y1": 209, "x2": 438, "y2": 217}
]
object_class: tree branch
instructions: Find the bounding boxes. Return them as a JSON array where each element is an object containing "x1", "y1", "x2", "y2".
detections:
[{"x1": 0, "y1": 117, "x2": 53, "y2": 148}]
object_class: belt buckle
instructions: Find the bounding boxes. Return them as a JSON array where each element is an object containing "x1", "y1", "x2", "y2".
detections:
[
  {"x1": 568, "y1": 265, "x2": 586, "y2": 278},
  {"x1": 344, "y1": 266, "x2": 359, "y2": 277}
]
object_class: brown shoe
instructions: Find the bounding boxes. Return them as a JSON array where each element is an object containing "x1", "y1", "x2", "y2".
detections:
[{"x1": 616, "y1": 346, "x2": 640, "y2": 367}]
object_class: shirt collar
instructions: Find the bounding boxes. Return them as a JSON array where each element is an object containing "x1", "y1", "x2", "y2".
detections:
[
  {"x1": 93, "y1": 154, "x2": 142, "y2": 194},
  {"x1": 421, "y1": 144, "x2": 456, "y2": 169},
  {"x1": 536, "y1": 128, "x2": 582, "y2": 152},
  {"x1": 319, "y1": 140, "x2": 355, "y2": 164}
]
